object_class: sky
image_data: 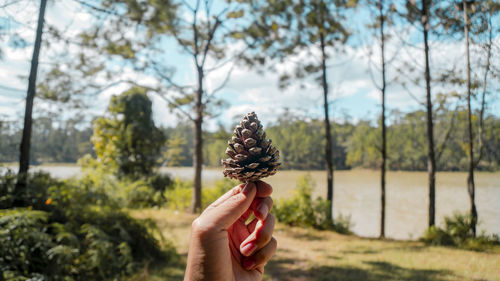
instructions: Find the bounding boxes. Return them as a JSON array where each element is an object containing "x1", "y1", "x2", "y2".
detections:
[{"x1": 0, "y1": 0, "x2": 498, "y2": 131}]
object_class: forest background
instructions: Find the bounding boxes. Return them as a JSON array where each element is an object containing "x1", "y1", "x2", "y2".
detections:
[{"x1": 1, "y1": 0, "x2": 500, "y2": 280}]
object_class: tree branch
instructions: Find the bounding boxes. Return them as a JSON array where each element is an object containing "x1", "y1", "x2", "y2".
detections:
[
  {"x1": 435, "y1": 104, "x2": 458, "y2": 161},
  {"x1": 72, "y1": 0, "x2": 120, "y2": 16},
  {"x1": 400, "y1": 82, "x2": 426, "y2": 107},
  {"x1": 205, "y1": 61, "x2": 236, "y2": 104},
  {"x1": 156, "y1": 93, "x2": 195, "y2": 121}
]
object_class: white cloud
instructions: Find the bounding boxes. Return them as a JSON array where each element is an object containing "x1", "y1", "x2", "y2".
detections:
[{"x1": 1, "y1": 1, "x2": 499, "y2": 131}]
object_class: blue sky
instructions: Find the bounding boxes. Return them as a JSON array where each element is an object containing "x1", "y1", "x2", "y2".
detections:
[{"x1": 0, "y1": 0, "x2": 498, "y2": 131}]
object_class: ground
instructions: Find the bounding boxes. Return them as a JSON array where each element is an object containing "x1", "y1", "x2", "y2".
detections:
[{"x1": 130, "y1": 209, "x2": 500, "y2": 281}]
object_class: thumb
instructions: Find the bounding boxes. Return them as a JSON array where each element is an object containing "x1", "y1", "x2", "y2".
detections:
[{"x1": 206, "y1": 182, "x2": 257, "y2": 229}]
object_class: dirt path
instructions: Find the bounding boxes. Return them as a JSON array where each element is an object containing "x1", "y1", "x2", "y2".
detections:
[{"x1": 131, "y1": 209, "x2": 500, "y2": 281}]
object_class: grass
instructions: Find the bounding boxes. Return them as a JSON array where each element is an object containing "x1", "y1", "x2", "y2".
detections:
[{"x1": 130, "y1": 209, "x2": 500, "y2": 281}]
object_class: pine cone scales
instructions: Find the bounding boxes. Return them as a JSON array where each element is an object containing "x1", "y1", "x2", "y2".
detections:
[{"x1": 222, "y1": 112, "x2": 280, "y2": 182}]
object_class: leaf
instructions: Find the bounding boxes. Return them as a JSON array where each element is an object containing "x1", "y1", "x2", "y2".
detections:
[
  {"x1": 230, "y1": 31, "x2": 245, "y2": 39},
  {"x1": 227, "y1": 10, "x2": 244, "y2": 19},
  {"x1": 271, "y1": 22, "x2": 279, "y2": 31}
]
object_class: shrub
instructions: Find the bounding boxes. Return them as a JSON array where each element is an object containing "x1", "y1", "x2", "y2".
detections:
[
  {"x1": 0, "y1": 171, "x2": 175, "y2": 281},
  {"x1": 0, "y1": 169, "x2": 61, "y2": 210},
  {"x1": 202, "y1": 178, "x2": 237, "y2": 207},
  {"x1": 76, "y1": 161, "x2": 174, "y2": 208},
  {"x1": 164, "y1": 178, "x2": 193, "y2": 211},
  {"x1": 421, "y1": 212, "x2": 499, "y2": 251},
  {"x1": 165, "y1": 178, "x2": 237, "y2": 211},
  {"x1": 273, "y1": 174, "x2": 352, "y2": 233}
]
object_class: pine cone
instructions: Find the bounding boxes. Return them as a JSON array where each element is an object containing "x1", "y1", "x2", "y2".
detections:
[{"x1": 222, "y1": 112, "x2": 280, "y2": 182}]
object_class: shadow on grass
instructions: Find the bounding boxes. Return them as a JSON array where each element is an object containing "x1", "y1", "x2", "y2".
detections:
[
  {"x1": 265, "y1": 258, "x2": 454, "y2": 281},
  {"x1": 286, "y1": 230, "x2": 325, "y2": 241},
  {"x1": 340, "y1": 248, "x2": 380, "y2": 255},
  {"x1": 129, "y1": 252, "x2": 187, "y2": 281}
]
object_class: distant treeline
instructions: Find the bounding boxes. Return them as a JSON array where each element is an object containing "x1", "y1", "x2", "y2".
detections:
[
  {"x1": 0, "y1": 117, "x2": 93, "y2": 164},
  {"x1": 1, "y1": 108, "x2": 499, "y2": 171}
]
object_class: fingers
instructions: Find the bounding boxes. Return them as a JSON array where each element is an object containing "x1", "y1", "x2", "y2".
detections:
[
  {"x1": 242, "y1": 237, "x2": 277, "y2": 271},
  {"x1": 208, "y1": 183, "x2": 245, "y2": 208},
  {"x1": 255, "y1": 181, "x2": 273, "y2": 198},
  {"x1": 240, "y1": 213, "x2": 276, "y2": 257},
  {"x1": 207, "y1": 180, "x2": 272, "y2": 210},
  {"x1": 197, "y1": 182, "x2": 257, "y2": 231},
  {"x1": 251, "y1": 196, "x2": 273, "y2": 221}
]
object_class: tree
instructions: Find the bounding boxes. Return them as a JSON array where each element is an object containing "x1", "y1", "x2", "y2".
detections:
[
  {"x1": 461, "y1": 0, "x2": 477, "y2": 237},
  {"x1": 239, "y1": 0, "x2": 357, "y2": 223},
  {"x1": 400, "y1": 0, "x2": 438, "y2": 227},
  {"x1": 15, "y1": 0, "x2": 47, "y2": 204},
  {"x1": 91, "y1": 87, "x2": 165, "y2": 179},
  {"x1": 436, "y1": 0, "x2": 500, "y2": 236},
  {"x1": 46, "y1": 0, "x2": 247, "y2": 213},
  {"x1": 364, "y1": 0, "x2": 396, "y2": 238}
]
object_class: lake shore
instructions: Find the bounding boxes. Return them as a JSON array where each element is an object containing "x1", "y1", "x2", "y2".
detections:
[{"x1": 2, "y1": 164, "x2": 499, "y2": 240}]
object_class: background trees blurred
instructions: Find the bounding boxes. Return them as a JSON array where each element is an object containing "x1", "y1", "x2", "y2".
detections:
[{"x1": 90, "y1": 87, "x2": 165, "y2": 179}]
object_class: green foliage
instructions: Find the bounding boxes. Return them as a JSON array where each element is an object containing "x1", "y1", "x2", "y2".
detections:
[
  {"x1": 265, "y1": 112, "x2": 352, "y2": 170},
  {"x1": 0, "y1": 116, "x2": 93, "y2": 164},
  {"x1": 274, "y1": 174, "x2": 352, "y2": 233},
  {"x1": 76, "y1": 159, "x2": 174, "y2": 209},
  {"x1": 92, "y1": 87, "x2": 166, "y2": 179},
  {"x1": 346, "y1": 121, "x2": 379, "y2": 168},
  {"x1": 3, "y1": 108, "x2": 500, "y2": 172},
  {"x1": 164, "y1": 178, "x2": 193, "y2": 211},
  {"x1": 165, "y1": 178, "x2": 237, "y2": 211},
  {"x1": 421, "y1": 212, "x2": 499, "y2": 251},
  {"x1": 0, "y1": 170, "x2": 61, "y2": 210},
  {"x1": 0, "y1": 170, "x2": 174, "y2": 281},
  {"x1": 201, "y1": 178, "x2": 238, "y2": 207}
]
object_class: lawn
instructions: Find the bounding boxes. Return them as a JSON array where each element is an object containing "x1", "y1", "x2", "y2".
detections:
[{"x1": 130, "y1": 209, "x2": 500, "y2": 281}]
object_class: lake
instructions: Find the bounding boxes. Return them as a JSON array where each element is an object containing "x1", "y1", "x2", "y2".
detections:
[{"x1": 2, "y1": 165, "x2": 499, "y2": 240}]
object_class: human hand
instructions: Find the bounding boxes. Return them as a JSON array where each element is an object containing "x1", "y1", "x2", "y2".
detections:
[{"x1": 184, "y1": 181, "x2": 277, "y2": 281}]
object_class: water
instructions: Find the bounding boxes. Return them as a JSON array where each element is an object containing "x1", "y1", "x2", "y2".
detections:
[
  {"x1": 267, "y1": 170, "x2": 500, "y2": 240},
  {"x1": 2, "y1": 165, "x2": 499, "y2": 240}
]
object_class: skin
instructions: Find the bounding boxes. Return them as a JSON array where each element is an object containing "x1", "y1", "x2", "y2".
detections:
[{"x1": 184, "y1": 181, "x2": 277, "y2": 281}]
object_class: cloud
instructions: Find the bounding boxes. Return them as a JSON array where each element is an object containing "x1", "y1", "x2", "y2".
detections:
[{"x1": 1, "y1": 2, "x2": 499, "y2": 131}]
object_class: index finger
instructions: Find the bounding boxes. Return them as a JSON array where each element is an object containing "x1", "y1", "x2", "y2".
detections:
[{"x1": 208, "y1": 181, "x2": 272, "y2": 210}]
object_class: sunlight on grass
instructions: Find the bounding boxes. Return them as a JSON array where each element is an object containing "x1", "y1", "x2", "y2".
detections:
[{"x1": 130, "y1": 209, "x2": 500, "y2": 281}]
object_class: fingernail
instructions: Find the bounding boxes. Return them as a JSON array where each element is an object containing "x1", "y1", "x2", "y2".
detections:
[
  {"x1": 241, "y1": 242, "x2": 256, "y2": 256},
  {"x1": 243, "y1": 258, "x2": 255, "y2": 270},
  {"x1": 241, "y1": 182, "x2": 254, "y2": 195},
  {"x1": 257, "y1": 203, "x2": 269, "y2": 218}
]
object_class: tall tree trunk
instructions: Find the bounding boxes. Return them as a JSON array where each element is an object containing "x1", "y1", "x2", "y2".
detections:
[
  {"x1": 422, "y1": 0, "x2": 437, "y2": 228},
  {"x1": 463, "y1": 0, "x2": 477, "y2": 237},
  {"x1": 477, "y1": 16, "x2": 492, "y2": 166},
  {"x1": 15, "y1": 0, "x2": 47, "y2": 202},
  {"x1": 320, "y1": 32, "x2": 334, "y2": 223},
  {"x1": 191, "y1": 66, "x2": 203, "y2": 213},
  {"x1": 379, "y1": 0, "x2": 387, "y2": 239}
]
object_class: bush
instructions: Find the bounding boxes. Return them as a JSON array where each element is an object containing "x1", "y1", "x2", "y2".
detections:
[
  {"x1": 0, "y1": 169, "x2": 62, "y2": 210},
  {"x1": 165, "y1": 178, "x2": 237, "y2": 211},
  {"x1": 77, "y1": 160, "x2": 174, "y2": 208},
  {"x1": 202, "y1": 178, "x2": 237, "y2": 207},
  {"x1": 421, "y1": 212, "x2": 499, "y2": 251},
  {"x1": 0, "y1": 170, "x2": 175, "y2": 281},
  {"x1": 273, "y1": 174, "x2": 352, "y2": 233}
]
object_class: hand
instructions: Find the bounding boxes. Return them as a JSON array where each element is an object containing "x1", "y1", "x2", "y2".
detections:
[{"x1": 184, "y1": 181, "x2": 277, "y2": 281}]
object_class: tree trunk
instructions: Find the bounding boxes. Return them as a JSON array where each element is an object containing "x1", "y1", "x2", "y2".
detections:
[
  {"x1": 422, "y1": 0, "x2": 437, "y2": 228},
  {"x1": 15, "y1": 0, "x2": 47, "y2": 202},
  {"x1": 320, "y1": 32, "x2": 334, "y2": 223},
  {"x1": 476, "y1": 15, "x2": 492, "y2": 167},
  {"x1": 379, "y1": 0, "x2": 387, "y2": 239},
  {"x1": 191, "y1": 66, "x2": 204, "y2": 213},
  {"x1": 463, "y1": 0, "x2": 477, "y2": 237}
]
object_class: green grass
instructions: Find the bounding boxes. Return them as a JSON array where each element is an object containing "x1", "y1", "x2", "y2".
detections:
[{"x1": 130, "y1": 209, "x2": 500, "y2": 281}]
